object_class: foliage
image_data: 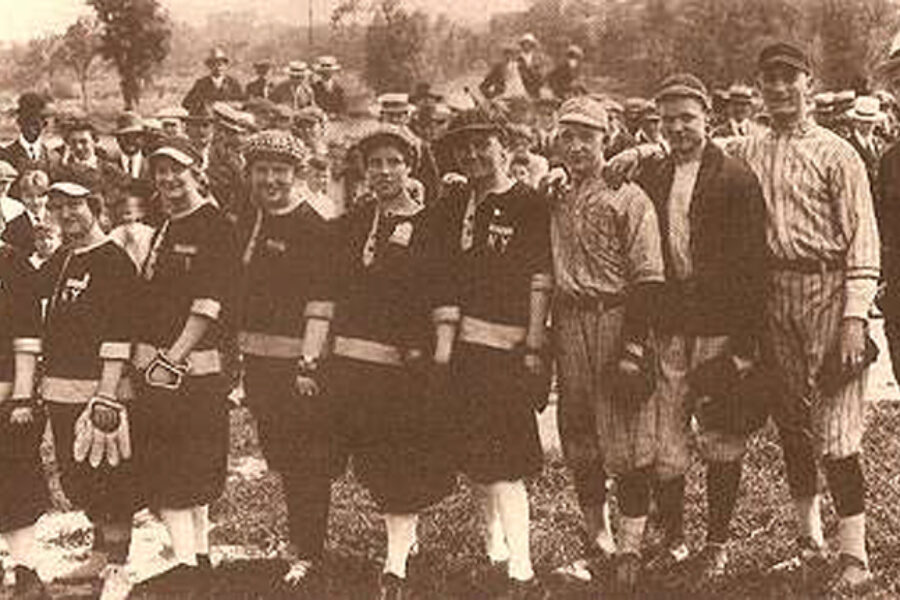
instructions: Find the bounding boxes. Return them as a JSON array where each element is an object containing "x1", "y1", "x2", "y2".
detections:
[
  {"x1": 54, "y1": 17, "x2": 103, "y2": 111},
  {"x1": 363, "y1": 0, "x2": 429, "y2": 94},
  {"x1": 88, "y1": 0, "x2": 172, "y2": 110}
]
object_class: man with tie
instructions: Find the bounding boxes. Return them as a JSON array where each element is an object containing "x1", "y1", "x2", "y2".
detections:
[
  {"x1": 272, "y1": 62, "x2": 316, "y2": 111},
  {"x1": 112, "y1": 113, "x2": 148, "y2": 182},
  {"x1": 1, "y1": 93, "x2": 56, "y2": 198},
  {"x1": 182, "y1": 48, "x2": 245, "y2": 115},
  {"x1": 847, "y1": 96, "x2": 884, "y2": 189}
]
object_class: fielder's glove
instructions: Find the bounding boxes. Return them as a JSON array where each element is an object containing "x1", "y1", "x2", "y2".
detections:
[
  {"x1": 74, "y1": 396, "x2": 132, "y2": 468},
  {"x1": 145, "y1": 351, "x2": 190, "y2": 390},
  {"x1": 818, "y1": 335, "x2": 879, "y2": 398},
  {"x1": 608, "y1": 342, "x2": 655, "y2": 405}
]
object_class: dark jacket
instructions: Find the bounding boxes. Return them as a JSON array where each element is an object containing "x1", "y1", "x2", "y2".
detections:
[
  {"x1": 546, "y1": 64, "x2": 582, "y2": 100},
  {"x1": 847, "y1": 132, "x2": 883, "y2": 197},
  {"x1": 635, "y1": 141, "x2": 767, "y2": 350},
  {"x1": 182, "y1": 75, "x2": 244, "y2": 114},
  {"x1": 312, "y1": 80, "x2": 346, "y2": 115},
  {"x1": 479, "y1": 56, "x2": 544, "y2": 99},
  {"x1": 245, "y1": 77, "x2": 272, "y2": 100},
  {"x1": 878, "y1": 142, "x2": 900, "y2": 312}
]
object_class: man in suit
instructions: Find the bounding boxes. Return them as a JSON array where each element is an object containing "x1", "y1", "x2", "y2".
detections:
[
  {"x1": 1, "y1": 92, "x2": 56, "y2": 198},
  {"x1": 246, "y1": 61, "x2": 274, "y2": 101},
  {"x1": 311, "y1": 56, "x2": 346, "y2": 116},
  {"x1": 110, "y1": 112, "x2": 149, "y2": 182},
  {"x1": 711, "y1": 84, "x2": 763, "y2": 138},
  {"x1": 182, "y1": 48, "x2": 244, "y2": 115},
  {"x1": 272, "y1": 62, "x2": 316, "y2": 111},
  {"x1": 847, "y1": 96, "x2": 884, "y2": 189},
  {"x1": 547, "y1": 45, "x2": 585, "y2": 101}
]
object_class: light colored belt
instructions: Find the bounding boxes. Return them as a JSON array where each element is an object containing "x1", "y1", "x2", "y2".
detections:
[
  {"x1": 238, "y1": 331, "x2": 303, "y2": 359},
  {"x1": 0, "y1": 382, "x2": 10, "y2": 402},
  {"x1": 42, "y1": 376, "x2": 134, "y2": 403},
  {"x1": 133, "y1": 343, "x2": 222, "y2": 376},
  {"x1": 458, "y1": 315, "x2": 526, "y2": 351},
  {"x1": 332, "y1": 336, "x2": 404, "y2": 367}
]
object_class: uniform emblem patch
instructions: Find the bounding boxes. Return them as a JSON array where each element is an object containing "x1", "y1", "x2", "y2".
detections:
[{"x1": 389, "y1": 221, "x2": 414, "y2": 247}]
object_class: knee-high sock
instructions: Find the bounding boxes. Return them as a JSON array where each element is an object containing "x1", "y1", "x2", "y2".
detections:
[
  {"x1": 793, "y1": 495, "x2": 824, "y2": 547},
  {"x1": 706, "y1": 460, "x2": 742, "y2": 545},
  {"x1": 618, "y1": 516, "x2": 648, "y2": 557},
  {"x1": 160, "y1": 508, "x2": 198, "y2": 566},
  {"x1": 384, "y1": 513, "x2": 418, "y2": 578},
  {"x1": 191, "y1": 505, "x2": 210, "y2": 556},
  {"x1": 99, "y1": 522, "x2": 133, "y2": 565},
  {"x1": 588, "y1": 498, "x2": 616, "y2": 555},
  {"x1": 491, "y1": 480, "x2": 533, "y2": 582},
  {"x1": 654, "y1": 475, "x2": 686, "y2": 544},
  {"x1": 478, "y1": 483, "x2": 509, "y2": 563},
  {"x1": 4, "y1": 524, "x2": 39, "y2": 569},
  {"x1": 837, "y1": 514, "x2": 868, "y2": 567},
  {"x1": 824, "y1": 454, "x2": 867, "y2": 566}
]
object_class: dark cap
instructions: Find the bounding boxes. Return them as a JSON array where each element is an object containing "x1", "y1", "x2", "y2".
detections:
[
  {"x1": 758, "y1": 42, "x2": 811, "y2": 74},
  {"x1": 15, "y1": 92, "x2": 51, "y2": 118},
  {"x1": 439, "y1": 109, "x2": 506, "y2": 146},
  {"x1": 357, "y1": 123, "x2": 420, "y2": 168},
  {"x1": 655, "y1": 73, "x2": 710, "y2": 109}
]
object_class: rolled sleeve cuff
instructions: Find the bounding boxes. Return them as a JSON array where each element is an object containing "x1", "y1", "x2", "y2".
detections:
[
  {"x1": 844, "y1": 277, "x2": 878, "y2": 320},
  {"x1": 13, "y1": 337, "x2": 42, "y2": 354},
  {"x1": 432, "y1": 305, "x2": 461, "y2": 324},
  {"x1": 99, "y1": 341, "x2": 132, "y2": 361},
  {"x1": 191, "y1": 298, "x2": 222, "y2": 320},
  {"x1": 304, "y1": 300, "x2": 336, "y2": 321},
  {"x1": 530, "y1": 273, "x2": 554, "y2": 292}
]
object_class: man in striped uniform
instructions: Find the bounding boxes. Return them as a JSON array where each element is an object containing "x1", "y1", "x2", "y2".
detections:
[{"x1": 608, "y1": 41, "x2": 879, "y2": 593}]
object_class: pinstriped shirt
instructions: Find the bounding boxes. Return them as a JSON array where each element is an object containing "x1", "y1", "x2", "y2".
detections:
[{"x1": 725, "y1": 121, "x2": 880, "y2": 280}]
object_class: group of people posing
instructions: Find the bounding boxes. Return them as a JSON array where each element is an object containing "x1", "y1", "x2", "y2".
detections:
[{"x1": 0, "y1": 36, "x2": 894, "y2": 600}]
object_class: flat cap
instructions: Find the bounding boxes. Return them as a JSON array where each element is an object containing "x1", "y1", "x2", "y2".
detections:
[
  {"x1": 211, "y1": 102, "x2": 257, "y2": 133},
  {"x1": 149, "y1": 136, "x2": 202, "y2": 167},
  {"x1": 558, "y1": 96, "x2": 609, "y2": 130},
  {"x1": 758, "y1": 41, "x2": 811, "y2": 73},
  {"x1": 727, "y1": 84, "x2": 753, "y2": 102},
  {"x1": 0, "y1": 161, "x2": 18, "y2": 181},
  {"x1": 438, "y1": 109, "x2": 505, "y2": 146},
  {"x1": 655, "y1": 73, "x2": 711, "y2": 109},
  {"x1": 357, "y1": 123, "x2": 419, "y2": 168}
]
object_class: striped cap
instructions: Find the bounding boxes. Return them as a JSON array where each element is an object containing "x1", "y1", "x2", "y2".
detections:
[{"x1": 558, "y1": 96, "x2": 609, "y2": 130}]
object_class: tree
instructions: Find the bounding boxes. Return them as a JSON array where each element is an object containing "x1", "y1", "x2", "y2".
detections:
[
  {"x1": 14, "y1": 34, "x2": 63, "y2": 92},
  {"x1": 55, "y1": 17, "x2": 102, "y2": 111},
  {"x1": 88, "y1": 0, "x2": 172, "y2": 110}
]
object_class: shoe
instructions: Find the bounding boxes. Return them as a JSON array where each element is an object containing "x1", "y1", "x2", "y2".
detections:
[
  {"x1": 502, "y1": 577, "x2": 548, "y2": 600},
  {"x1": 698, "y1": 543, "x2": 729, "y2": 580},
  {"x1": 830, "y1": 553, "x2": 874, "y2": 595},
  {"x1": 797, "y1": 536, "x2": 830, "y2": 586},
  {"x1": 647, "y1": 538, "x2": 690, "y2": 571},
  {"x1": 12, "y1": 566, "x2": 49, "y2": 600},
  {"x1": 99, "y1": 564, "x2": 134, "y2": 600},
  {"x1": 133, "y1": 563, "x2": 198, "y2": 596},
  {"x1": 375, "y1": 572, "x2": 407, "y2": 600},
  {"x1": 614, "y1": 553, "x2": 641, "y2": 597}
]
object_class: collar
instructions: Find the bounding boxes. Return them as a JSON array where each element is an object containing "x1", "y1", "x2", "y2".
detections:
[
  {"x1": 769, "y1": 117, "x2": 815, "y2": 139},
  {"x1": 379, "y1": 183, "x2": 424, "y2": 217},
  {"x1": 18, "y1": 135, "x2": 42, "y2": 156},
  {"x1": 169, "y1": 197, "x2": 211, "y2": 221},
  {"x1": 71, "y1": 235, "x2": 109, "y2": 255},
  {"x1": 210, "y1": 74, "x2": 225, "y2": 87},
  {"x1": 264, "y1": 185, "x2": 307, "y2": 216}
]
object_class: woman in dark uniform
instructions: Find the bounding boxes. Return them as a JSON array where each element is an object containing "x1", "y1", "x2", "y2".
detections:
[
  {"x1": 236, "y1": 130, "x2": 337, "y2": 592},
  {"x1": 130, "y1": 136, "x2": 239, "y2": 595},
  {"x1": 40, "y1": 177, "x2": 140, "y2": 600},
  {"x1": 434, "y1": 110, "x2": 553, "y2": 599},
  {"x1": 329, "y1": 124, "x2": 459, "y2": 600},
  {"x1": 0, "y1": 235, "x2": 49, "y2": 599}
]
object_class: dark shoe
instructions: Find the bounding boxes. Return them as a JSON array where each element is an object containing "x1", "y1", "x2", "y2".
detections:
[
  {"x1": 830, "y1": 553, "x2": 874, "y2": 596},
  {"x1": 501, "y1": 577, "x2": 548, "y2": 600},
  {"x1": 614, "y1": 553, "x2": 641, "y2": 597},
  {"x1": 375, "y1": 572, "x2": 407, "y2": 600},
  {"x1": 133, "y1": 563, "x2": 199, "y2": 597},
  {"x1": 12, "y1": 566, "x2": 49, "y2": 600},
  {"x1": 797, "y1": 536, "x2": 830, "y2": 587}
]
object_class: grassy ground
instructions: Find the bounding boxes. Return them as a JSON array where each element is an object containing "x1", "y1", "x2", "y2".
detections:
[{"x1": 201, "y1": 402, "x2": 900, "y2": 600}]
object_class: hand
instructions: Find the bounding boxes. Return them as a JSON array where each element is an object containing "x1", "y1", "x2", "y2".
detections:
[
  {"x1": 295, "y1": 375, "x2": 320, "y2": 397},
  {"x1": 601, "y1": 148, "x2": 639, "y2": 189},
  {"x1": 539, "y1": 167, "x2": 570, "y2": 200},
  {"x1": 9, "y1": 406, "x2": 34, "y2": 425},
  {"x1": 74, "y1": 398, "x2": 132, "y2": 468},
  {"x1": 90, "y1": 397, "x2": 124, "y2": 433},
  {"x1": 442, "y1": 172, "x2": 468, "y2": 186},
  {"x1": 839, "y1": 318, "x2": 867, "y2": 371}
]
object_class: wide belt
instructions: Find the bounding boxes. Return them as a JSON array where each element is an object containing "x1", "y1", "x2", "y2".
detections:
[
  {"x1": 42, "y1": 376, "x2": 134, "y2": 403},
  {"x1": 458, "y1": 316, "x2": 527, "y2": 351},
  {"x1": 132, "y1": 343, "x2": 222, "y2": 376},
  {"x1": 0, "y1": 382, "x2": 10, "y2": 401},
  {"x1": 768, "y1": 257, "x2": 843, "y2": 274},
  {"x1": 332, "y1": 336, "x2": 404, "y2": 367},
  {"x1": 238, "y1": 331, "x2": 303, "y2": 359}
]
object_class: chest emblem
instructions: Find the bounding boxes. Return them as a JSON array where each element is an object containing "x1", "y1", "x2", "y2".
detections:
[
  {"x1": 62, "y1": 273, "x2": 91, "y2": 302},
  {"x1": 265, "y1": 238, "x2": 288, "y2": 253},
  {"x1": 487, "y1": 208, "x2": 514, "y2": 254},
  {"x1": 389, "y1": 221, "x2": 414, "y2": 247}
]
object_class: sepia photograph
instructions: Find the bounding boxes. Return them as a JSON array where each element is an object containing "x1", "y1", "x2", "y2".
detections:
[{"x1": 0, "y1": 0, "x2": 899, "y2": 598}]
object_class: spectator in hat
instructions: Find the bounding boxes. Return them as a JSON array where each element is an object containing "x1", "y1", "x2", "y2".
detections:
[
  {"x1": 186, "y1": 105, "x2": 216, "y2": 172},
  {"x1": 54, "y1": 118, "x2": 117, "y2": 184},
  {"x1": 409, "y1": 83, "x2": 443, "y2": 142},
  {"x1": 846, "y1": 96, "x2": 885, "y2": 188},
  {"x1": 480, "y1": 44, "x2": 530, "y2": 100},
  {"x1": 711, "y1": 84, "x2": 763, "y2": 137},
  {"x1": 547, "y1": 44, "x2": 586, "y2": 101},
  {"x1": 634, "y1": 102, "x2": 666, "y2": 149},
  {"x1": 378, "y1": 93, "x2": 414, "y2": 127},
  {"x1": 1, "y1": 92, "x2": 57, "y2": 197},
  {"x1": 272, "y1": 62, "x2": 316, "y2": 111},
  {"x1": 292, "y1": 106, "x2": 328, "y2": 156},
  {"x1": 311, "y1": 56, "x2": 346, "y2": 115},
  {"x1": 182, "y1": 47, "x2": 245, "y2": 115},
  {"x1": 156, "y1": 107, "x2": 190, "y2": 138},
  {"x1": 111, "y1": 112, "x2": 149, "y2": 182},
  {"x1": 246, "y1": 60, "x2": 274, "y2": 101},
  {"x1": 812, "y1": 92, "x2": 836, "y2": 130},
  {"x1": 517, "y1": 32, "x2": 545, "y2": 98},
  {"x1": 0, "y1": 161, "x2": 35, "y2": 253},
  {"x1": 208, "y1": 103, "x2": 256, "y2": 219},
  {"x1": 831, "y1": 89, "x2": 857, "y2": 139},
  {"x1": 604, "y1": 99, "x2": 637, "y2": 159},
  {"x1": 623, "y1": 97, "x2": 651, "y2": 136}
]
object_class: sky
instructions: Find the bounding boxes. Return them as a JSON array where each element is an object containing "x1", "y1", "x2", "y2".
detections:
[{"x1": 0, "y1": 0, "x2": 530, "y2": 43}]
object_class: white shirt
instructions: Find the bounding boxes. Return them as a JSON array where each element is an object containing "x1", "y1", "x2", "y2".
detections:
[
  {"x1": 667, "y1": 158, "x2": 702, "y2": 280},
  {"x1": 18, "y1": 136, "x2": 43, "y2": 161},
  {"x1": 120, "y1": 152, "x2": 143, "y2": 178}
]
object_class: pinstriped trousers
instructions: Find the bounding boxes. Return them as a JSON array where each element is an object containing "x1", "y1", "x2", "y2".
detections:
[
  {"x1": 554, "y1": 303, "x2": 657, "y2": 477},
  {"x1": 765, "y1": 270, "x2": 867, "y2": 459},
  {"x1": 654, "y1": 334, "x2": 748, "y2": 468}
]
